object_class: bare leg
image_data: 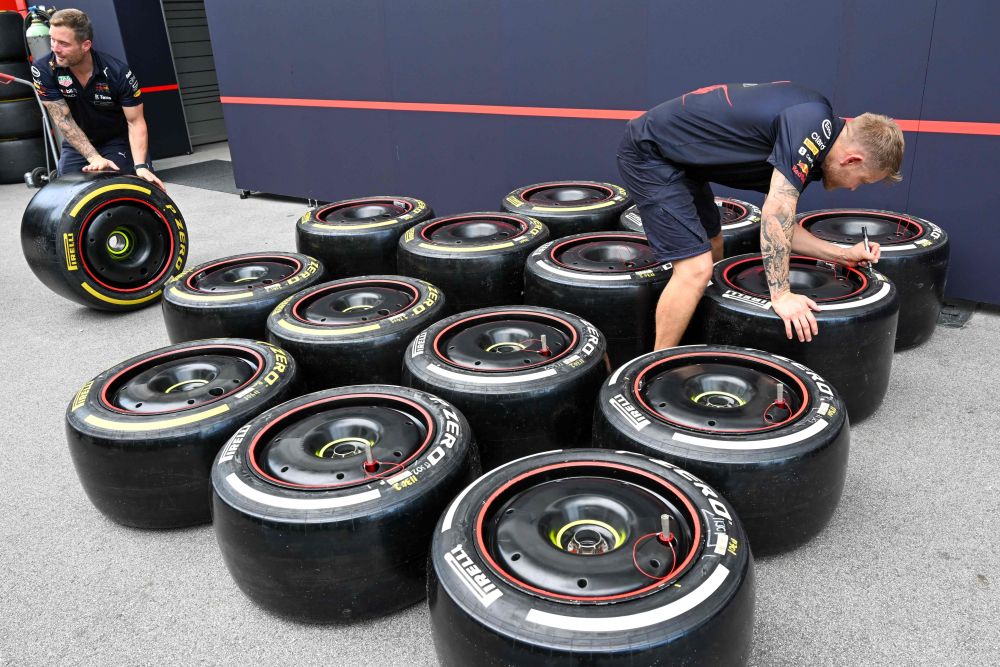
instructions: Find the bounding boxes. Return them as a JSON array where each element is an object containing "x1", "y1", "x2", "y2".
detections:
[
  {"x1": 654, "y1": 250, "x2": 714, "y2": 350},
  {"x1": 710, "y1": 233, "x2": 724, "y2": 263}
]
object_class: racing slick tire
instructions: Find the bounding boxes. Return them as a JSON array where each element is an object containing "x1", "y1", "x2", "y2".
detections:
[
  {"x1": 161, "y1": 251, "x2": 324, "y2": 343},
  {"x1": 296, "y1": 195, "x2": 434, "y2": 279},
  {"x1": 688, "y1": 254, "x2": 899, "y2": 423},
  {"x1": 0, "y1": 61, "x2": 33, "y2": 101},
  {"x1": 0, "y1": 134, "x2": 45, "y2": 184},
  {"x1": 429, "y1": 448, "x2": 755, "y2": 666},
  {"x1": 619, "y1": 196, "x2": 762, "y2": 258},
  {"x1": 402, "y1": 305, "x2": 608, "y2": 471},
  {"x1": 212, "y1": 384, "x2": 480, "y2": 622},
  {"x1": 65, "y1": 339, "x2": 298, "y2": 528},
  {"x1": 502, "y1": 180, "x2": 631, "y2": 238},
  {"x1": 0, "y1": 96, "x2": 42, "y2": 137},
  {"x1": 798, "y1": 208, "x2": 949, "y2": 350},
  {"x1": 593, "y1": 345, "x2": 850, "y2": 555},
  {"x1": 0, "y1": 11, "x2": 25, "y2": 60},
  {"x1": 21, "y1": 173, "x2": 188, "y2": 310},
  {"x1": 523, "y1": 231, "x2": 671, "y2": 368},
  {"x1": 266, "y1": 275, "x2": 447, "y2": 391},
  {"x1": 397, "y1": 212, "x2": 548, "y2": 312}
]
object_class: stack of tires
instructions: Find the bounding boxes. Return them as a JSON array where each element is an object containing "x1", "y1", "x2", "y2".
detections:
[{"x1": 0, "y1": 11, "x2": 45, "y2": 184}]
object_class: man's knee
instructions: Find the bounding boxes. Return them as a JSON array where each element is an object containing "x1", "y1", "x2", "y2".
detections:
[{"x1": 669, "y1": 251, "x2": 714, "y2": 286}]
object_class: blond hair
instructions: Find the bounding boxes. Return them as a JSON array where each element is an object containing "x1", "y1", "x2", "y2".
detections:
[
  {"x1": 850, "y1": 113, "x2": 904, "y2": 183},
  {"x1": 50, "y1": 9, "x2": 93, "y2": 44}
]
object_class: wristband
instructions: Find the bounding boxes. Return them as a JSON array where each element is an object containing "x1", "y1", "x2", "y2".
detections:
[{"x1": 134, "y1": 163, "x2": 152, "y2": 172}]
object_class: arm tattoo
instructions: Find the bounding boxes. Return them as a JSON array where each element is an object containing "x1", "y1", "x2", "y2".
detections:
[
  {"x1": 42, "y1": 100, "x2": 98, "y2": 160},
  {"x1": 759, "y1": 172, "x2": 800, "y2": 298}
]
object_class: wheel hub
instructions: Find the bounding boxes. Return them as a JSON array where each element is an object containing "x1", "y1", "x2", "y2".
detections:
[
  {"x1": 552, "y1": 236, "x2": 659, "y2": 272},
  {"x1": 192, "y1": 258, "x2": 297, "y2": 293},
  {"x1": 636, "y1": 355, "x2": 806, "y2": 432},
  {"x1": 478, "y1": 464, "x2": 698, "y2": 602},
  {"x1": 801, "y1": 212, "x2": 921, "y2": 245},
  {"x1": 253, "y1": 402, "x2": 430, "y2": 488},
  {"x1": 437, "y1": 316, "x2": 573, "y2": 371},
  {"x1": 83, "y1": 201, "x2": 169, "y2": 289},
  {"x1": 717, "y1": 200, "x2": 748, "y2": 224},
  {"x1": 423, "y1": 216, "x2": 523, "y2": 245},
  {"x1": 724, "y1": 256, "x2": 866, "y2": 301},
  {"x1": 108, "y1": 352, "x2": 258, "y2": 413},
  {"x1": 297, "y1": 282, "x2": 418, "y2": 325},
  {"x1": 318, "y1": 199, "x2": 409, "y2": 222},
  {"x1": 523, "y1": 184, "x2": 611, "y2": 206}
]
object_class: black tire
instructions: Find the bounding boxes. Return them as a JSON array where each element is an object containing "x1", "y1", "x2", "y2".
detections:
[
  {"x1": 619, "y1": 196, "x2": 762, "y2": 258},
  {"x1": 429, "y1": 448, "x2": 755, "y2": 666},
  {"x1": 593, "y1": 345, "x2": 850, "y2": 555},
  {"x1": 798, "y1": 208, "x2": 950, "y2": 350},
  {"x1": 402, "y1": 305, "x2": 608, "y2": 471},
  {"x1": 161, "y1": 251, "x2": 324, "y2": 343},
  {"x1": 212, "y1": 384, "x2": 480, "y2": 622},
  {"x1": 266, "y1": 275, "x2": 447, "y2": 391},
  {"x1": 0, "y1": 96, "x2": 42, "y2": 138},
  {"x1": 0, "y1": 12, "x2": 26, "y2": 60},
  {"x1": 0, "y1": 134, "x2": 45, "y2": 184},
  {"x1": 65, "y1": 339, "x2": 298, "y2": 529},
  {"x1": 502, "y1": 180, "x2": 631, "y2": 238},
  {"x1": 21, "y1": 173, "x2": 188, "y2": 310},
  {"x1": 688, "y1": 254, "x2": 899, "y2": 423},
  {"x1": 296, "y1": 195, "x2": 434, "y2": 279},
  {"x1": 397, "y1": 212, "x2": 549, "y2": 312},
  {"x1": 523, "y1": 231, "x2": 672, "y2": 368},
  {"x1": 0, "y1": 61, "x2": 32, "y2": 101}
]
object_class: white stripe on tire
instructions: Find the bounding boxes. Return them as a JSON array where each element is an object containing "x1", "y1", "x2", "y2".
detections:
[
  {"x1": 671, "y1": 418, "x2": 830, "y2": 450},
  {"x1": 225, "y1": 473, "x2": 380, "y2": 509}
]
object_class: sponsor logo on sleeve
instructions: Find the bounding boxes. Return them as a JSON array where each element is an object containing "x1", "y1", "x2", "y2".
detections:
[
  {"x1": 792, "y1": 163, "x2": 806, "y2": 184},
  {"x1": 30, "y1": 66, "x2": 40, "y2": 78},
  {"x1": 822, "y1": 119, "x2": 833, "y2": 139},
  {"x1": 803, "y1": 138, "x2": 819, "y2": 155}
]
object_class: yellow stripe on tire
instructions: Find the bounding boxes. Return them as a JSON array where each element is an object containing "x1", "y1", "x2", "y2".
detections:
[
  {"x1": 84, "y1": 403, "x2": 230, "y2": 432},
  {"x1": 70, "y1": 184, "x2": 153, "y2": 217},
  {"x1": 82, "y1": 282, "x2": 162, "y2": 306}
]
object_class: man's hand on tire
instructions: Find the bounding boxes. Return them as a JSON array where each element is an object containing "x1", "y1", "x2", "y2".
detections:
[
  {"x1": 82, "y1": 156, "x2": 119, "y2": 172},
  {"x1": 136, "y1": 166, "x2": 166, "y2": 192},
  {"x1": 771, "y1": 291, "x2": 820, "y2": 342}
]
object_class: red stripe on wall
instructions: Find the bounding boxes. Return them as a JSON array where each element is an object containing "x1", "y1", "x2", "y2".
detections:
[
  {"x1": 219, "y1": 96, "x2": 1000, "y2": 136},
  {"x1": 142, "y1": 84, "x2": 180, "y2": 94}
]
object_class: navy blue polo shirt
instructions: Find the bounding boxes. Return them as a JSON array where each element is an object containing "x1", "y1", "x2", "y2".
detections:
[
  {"x1": 31, "y1": 49, "x2": 142, "y2": 146},
  {"x1": 625, "y1": 82, "x2": 846, "y2": 193}
]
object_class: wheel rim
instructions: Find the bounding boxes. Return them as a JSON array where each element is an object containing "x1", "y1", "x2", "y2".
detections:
[
  {"x1": 188, "y1": 255, "x2": 300, "y2": 293},
  {"x1": 633, "y1": 352, "x2": 808, "y2": 432},
  {"x1": 723, "y1": 256, "x2": 868, "y2": 301},
  {"x1": 247, "y1": 394, "x2": 434, "y2": 490},
  {"x1": 433, "y1": 311, "x2": 576, "y2": 371},
  {"x1": 80, "y1": 198, "x2": 173, "y2": 292},
  {"x1": 550, "y1": 234, "x2": 659, "y2": 273},
  {"x1": 292, "y1": 279, "x2": 419, "y2": 325},
  {"x1": 420, "y1": 215, "x2": 528, "y2": 246},
  {"x1": 521, "y1": 183, "x2": 614, "y2": 206},
  {"x1": 316, "y1": 198, "x2": 411, "y2": 223},
  {"x1": 717, "y1": 199, "x2": 749, "y2": 225},
  {"x1": 100, "y1": 345, "x2": 264, "y2": 415},
  {"x1": 475, "y1": 461, "x2": 701, "y2": 603},
  {"x1": 799, "y1": 211, "x2": 923, "y2": 245}
]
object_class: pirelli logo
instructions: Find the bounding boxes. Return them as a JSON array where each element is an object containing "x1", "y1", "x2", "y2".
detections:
[
  {"x1": 609, "y1": 394, "x2": 650, "y2": 431},
  {"x1": 411, "y1": 331, "x2": 427, "y2": 357},
  {"x1": 444, "y1": 544, "x2": 502, "y2": 607},
  {"x1": 722, "y1": 289, "x2": 771, "y2": 310},
  {"x1": 71, "y1": 380, "x2": 93, "y2": 411},
  {"x1": 63, "y1": 233, "x2": 79, "y2": 271}
]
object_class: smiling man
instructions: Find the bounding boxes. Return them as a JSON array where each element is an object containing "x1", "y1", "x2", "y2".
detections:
[
  {"x1": 618, "y1": 82, "x2": 903, "y2": 345},
  {"x1": 30, "y1": 8, "x2": 165, "y2": 190}
]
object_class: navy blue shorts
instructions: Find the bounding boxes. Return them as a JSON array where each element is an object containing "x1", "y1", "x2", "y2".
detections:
[
  {"x1": 57, "y1": 136, "x2": 142, "y2": 176},
  {"x1": 616, "y1": 134, "x2": 721, "y2": 263}
]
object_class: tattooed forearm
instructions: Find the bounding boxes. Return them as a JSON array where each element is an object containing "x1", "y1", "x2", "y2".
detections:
[
  {"x1": 759, "y1": 170, "x2": 800, "y2": 298},
  {"x1": 42, "y1": 100, "x2": 98, "y2": 160}
]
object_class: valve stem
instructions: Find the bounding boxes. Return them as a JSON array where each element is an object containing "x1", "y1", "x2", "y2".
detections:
[
  {"x1": 362, "y1": 442, "x2": 378, "y2": 473},
  {"x1": 539, "y1": 334, "x2": 551, "y2": 357},
  {"x1": 658, "y1": 514, "x2": 675, "y2": 544},
  {"x1": 776, "y1": 383, "x2": 785, "y2": 407}
]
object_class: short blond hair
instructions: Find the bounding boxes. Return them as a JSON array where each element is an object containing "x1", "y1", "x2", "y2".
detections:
[
  {"x1": 850, "y1": 113, "x2": 904, "y2": 183},
  {"x1": 50, "y1": 9, "x2": 93, "y2": 44}
]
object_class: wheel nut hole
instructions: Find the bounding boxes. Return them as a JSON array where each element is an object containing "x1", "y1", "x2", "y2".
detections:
[
  {"x1": 577, "y1": 579, "x2": 588, "y2": 588},
  {"x1": 209, "y1": 387, "x2": 224, "y2": 396}
]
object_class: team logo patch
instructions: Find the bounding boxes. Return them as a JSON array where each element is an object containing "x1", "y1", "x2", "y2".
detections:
[
  {"x1": 58, "y1": 75, "x2": 72, "y2": 87},
  {"x1": 792, "y1": 163, "x2": 806, "y2": 184}
]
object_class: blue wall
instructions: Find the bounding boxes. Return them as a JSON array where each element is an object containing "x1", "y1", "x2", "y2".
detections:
[{"x1": 205, "y1": 0, "x2": 999, "y2": 303}]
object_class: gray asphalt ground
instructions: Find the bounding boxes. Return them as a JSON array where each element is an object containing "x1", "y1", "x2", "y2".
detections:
[{"x1": 1, "y1": 144, "x2": 997, "y2": 666}]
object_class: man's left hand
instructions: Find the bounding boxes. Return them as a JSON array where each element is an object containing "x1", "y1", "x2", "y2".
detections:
[
  {"x1": 842, "y1": 241, "x2": 880, "y2": 267},
  {"x1": 136, "y1": 167, "x2": 166, "y2": 192}
]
